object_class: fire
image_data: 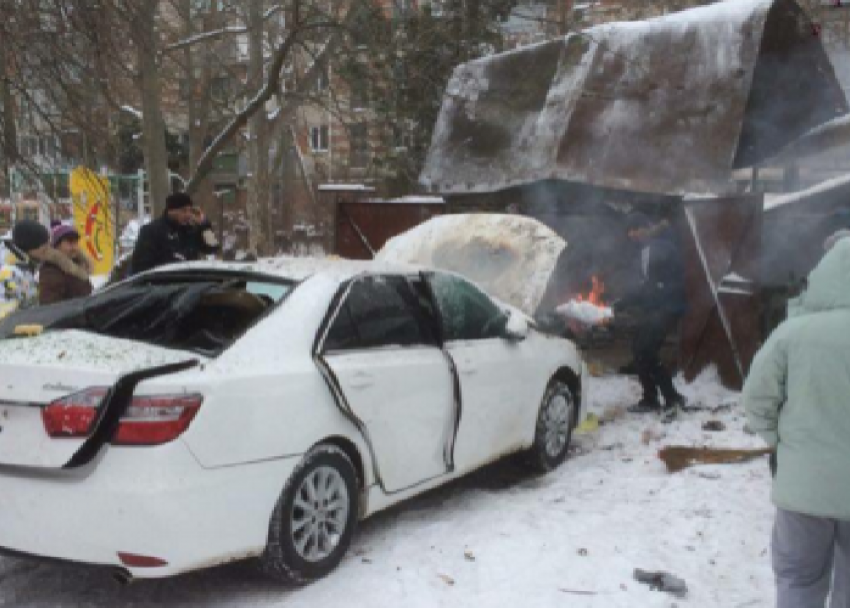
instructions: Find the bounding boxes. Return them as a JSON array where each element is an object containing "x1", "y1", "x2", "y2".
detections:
[
  {"x1": 555, "y1": 275, "x2": 613, "y2": 328},
  {"x1": 576, "y1": 276, "x2": 606, "y2": 307}
]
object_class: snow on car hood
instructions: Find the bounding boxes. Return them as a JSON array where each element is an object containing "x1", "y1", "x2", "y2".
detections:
[
  {"x1": 0, "y1": 329, "x2": 205, "y2": 373},
  {"x1": 377, "y1": 214, "x2": 566, "y2": 316}
]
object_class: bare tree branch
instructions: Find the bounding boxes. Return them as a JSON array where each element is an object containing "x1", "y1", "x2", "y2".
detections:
[{"x1": 186, "y1": 16, "x2": 341, "y2": 194}]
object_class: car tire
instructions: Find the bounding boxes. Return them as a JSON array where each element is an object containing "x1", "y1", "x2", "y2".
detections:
[
  {"x1": 259, "y1": 445, "x2": 359, "y2": 584},
  {"x1": 526, "y1": 380, "x2": 576, "y2": 473}
]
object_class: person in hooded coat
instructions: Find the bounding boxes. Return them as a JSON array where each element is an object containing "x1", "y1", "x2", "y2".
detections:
[
  {"x1": 614, "y1": 213, "x2": 687, "y2": 423},
  {"x1": 130, "y1": 192, "x2": 219, "y2": 275},
  {"x1": 38, "y1": 225, "x2": 93, "y2": 305},
  {"x1": 743, "y1": 237, "x2": 850, "y2": 608}
]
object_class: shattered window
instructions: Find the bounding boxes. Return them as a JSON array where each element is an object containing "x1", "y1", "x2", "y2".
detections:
[
  {"x1": 324, "y1": 275, "x2": 435, "y2": 351},
  {"x1": 428, "y1": 273, "x2": 505, "y2": 342},
  {"x1": 0, "y1": 273, "x2": 294, "y2": 357}
]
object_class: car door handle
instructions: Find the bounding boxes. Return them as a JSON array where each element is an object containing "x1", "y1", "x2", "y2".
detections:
[
  {"x1": 349, "y1": 372, "x2": 375, "y2": 389},
  {"x1": 460, "y1": 366, "x2": 477, "y2": 376}
]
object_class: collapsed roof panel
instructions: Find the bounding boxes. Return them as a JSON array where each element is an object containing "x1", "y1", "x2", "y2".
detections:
[{"x1": 421, "y1": 0, "x2": 848, "y2": 196}]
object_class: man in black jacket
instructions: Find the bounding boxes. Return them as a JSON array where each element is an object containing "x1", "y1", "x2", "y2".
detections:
[
  {"x1": 130, "y1": 192, "x2": 219, "y2": 276},
  {"x1": 615, "y1": 213, "x2": 687, "y2": 423}
]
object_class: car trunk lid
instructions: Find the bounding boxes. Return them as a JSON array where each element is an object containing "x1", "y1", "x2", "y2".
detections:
[{"x1": 0, "y1": 330, "x2": 203, "y2": 469}]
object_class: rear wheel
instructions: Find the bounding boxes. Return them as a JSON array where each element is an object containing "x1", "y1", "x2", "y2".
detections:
[
  {"x1": 259, "y1": 445, "x2": 359, "y2": 584},
  {"x1": 526, "y1": 380, "x2": 576, "y2": 472}
]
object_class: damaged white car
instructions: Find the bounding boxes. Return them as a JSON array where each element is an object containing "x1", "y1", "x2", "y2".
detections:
[{"x1": 0, "y1": 223, "x2": 585, "y2": 584}]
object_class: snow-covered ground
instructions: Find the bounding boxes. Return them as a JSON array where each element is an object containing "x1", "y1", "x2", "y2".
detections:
[{"x1": 0, "y1": 370, "x2": 774, "y2": 607}]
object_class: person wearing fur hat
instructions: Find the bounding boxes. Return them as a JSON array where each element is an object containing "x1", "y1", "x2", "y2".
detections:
[
  {"x1": 130, "y1": 192, "x2": 220, "y2": 276},
  {"x1": 38, "y1": 225, "x2": 94, "y2": 305}
]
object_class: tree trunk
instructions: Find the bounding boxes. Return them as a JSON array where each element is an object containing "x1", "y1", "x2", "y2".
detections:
[
  {"x1": 246, "y1": 0, "x2": 271, "y2": 255},
  {"x1": 137, "y1": 1, "x2": 170, "y2": 217},
  {"x1": 182, "y1": 0, "x2": 216, "y2": 221},
  {"x1": 0, "y1": 35, "x2": 18, "y2": 190}
]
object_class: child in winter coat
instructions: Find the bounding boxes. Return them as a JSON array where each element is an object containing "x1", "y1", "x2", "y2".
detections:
[{"x1": 38, "y1": 225, "x2": 93, "y2": 305}]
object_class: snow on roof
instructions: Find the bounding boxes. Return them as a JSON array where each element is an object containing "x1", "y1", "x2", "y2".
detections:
[
  {"x1": 421, "y1": 0, "x2": 846, "y2": 197},
  {"x1": 764, "y1": 172, "x2": 850, "y2": 212},
  {"x1": 318, "y1": 184, "x2": 376, "y2": 192},
  {"x1": 120, "y1": 105, "x2": 143, "y2": 119},
  {"x1": 362, "y1": 195, "x2": 445, "y2": 205},
  {"x1": 148, "y1": 256, "x2": 422, "y2": 283}
]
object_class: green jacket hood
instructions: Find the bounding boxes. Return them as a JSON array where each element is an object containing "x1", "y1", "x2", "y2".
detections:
[{"x1": 798, "y1": 237, "x2": 850, "y2": 314}]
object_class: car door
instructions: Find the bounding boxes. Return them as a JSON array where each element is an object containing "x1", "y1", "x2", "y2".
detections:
[
  {"x1": 319, "y1": 274, "x2": 456, "y2": 494},
  {"x1": 427, "y1": 272, "x2": 535, "y2": 471}
]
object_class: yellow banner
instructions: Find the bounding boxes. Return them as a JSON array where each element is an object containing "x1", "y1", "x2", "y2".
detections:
[{"x1": 70, "y1": 167, "x2": 114, "y2": 275}]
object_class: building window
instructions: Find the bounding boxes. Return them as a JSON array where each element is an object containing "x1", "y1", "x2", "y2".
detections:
[
  {"x1": 316, "y1": 62, "x2": 329, "y2": 92},
  {"x1": 350, "y1": 77, "x2": 369, "y2": 110},
  {"x1": 349, "y1": 124, "x2": 368, "y2": 168},
  {"x1": 311, "y1": 126, "x2": 329, "y2": 152},
  {"x1": 393, "y1": 0, "x2": 412, "y2": 18}
]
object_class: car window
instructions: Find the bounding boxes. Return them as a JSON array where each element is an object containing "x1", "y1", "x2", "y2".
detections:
[
  {"x1": 324, "y1": 302, "x2": 360, "y2": 352},
  {"x1": 428, "y1": 273, "x2": 506, "y2": 341},
  {"x1": 246, "y1": 281, "x2": 291, "y2": 302},
  {"x1": 324, "y1": 276, "x2": 436, "y2": 352}
]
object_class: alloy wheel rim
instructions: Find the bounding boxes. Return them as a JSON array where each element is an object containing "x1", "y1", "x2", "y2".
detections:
[
  {"x1": 544, "y1": 392, "x2": 572, "y2": 458},
  {"x1": 291, "y1": 466, "x2": 350, "y2": 562}
]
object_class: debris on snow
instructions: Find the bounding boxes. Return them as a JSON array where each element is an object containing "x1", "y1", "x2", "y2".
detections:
[
  {"x1": 659, "y1": 446, "x2": 772, "y2": 474},
  {"x1": 558, "y1": 587, "x2": 597, "y2": 596},
  {"x1": 634, "y1": 568, "x2": 689, "y2": 598}
]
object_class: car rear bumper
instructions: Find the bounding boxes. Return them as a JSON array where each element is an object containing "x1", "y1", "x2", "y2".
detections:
[{"x1": 0, "y1": 441, "x2": 301, "y2": 578}]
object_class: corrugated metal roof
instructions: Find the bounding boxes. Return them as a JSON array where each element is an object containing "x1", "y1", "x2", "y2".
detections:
[{"x1": 421, "y1": 0, "x2": 847, "y2": 196}]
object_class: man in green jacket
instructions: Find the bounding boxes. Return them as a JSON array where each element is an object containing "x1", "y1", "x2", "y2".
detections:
[{"x1": 743, "y1": 237, "x2": 850, "y2": 608}]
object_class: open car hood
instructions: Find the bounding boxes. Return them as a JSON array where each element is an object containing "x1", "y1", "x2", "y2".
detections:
[{"x1": 376, "y1": 214, "x2": 566, "y2": 316}]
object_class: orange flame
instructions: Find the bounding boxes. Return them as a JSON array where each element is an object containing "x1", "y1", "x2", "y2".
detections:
[{"x1": 576, "y1": 276, "x2": 606, "y2": 306}]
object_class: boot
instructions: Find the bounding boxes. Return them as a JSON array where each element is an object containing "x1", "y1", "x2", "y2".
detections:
[
  {"x1": 628, "y1": 398, "x2": 661, "y2": 414},
  {"x1": 661, "y1": 394, "x2": 686, "y2": 424}
]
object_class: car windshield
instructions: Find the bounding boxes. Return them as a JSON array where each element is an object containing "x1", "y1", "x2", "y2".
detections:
[{"x1": 0, "y1": 271, "x2": 295, "y2": 357}]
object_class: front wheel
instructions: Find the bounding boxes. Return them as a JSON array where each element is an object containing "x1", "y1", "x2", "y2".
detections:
[
  {"x1": 258, "y1": 445, "x2": 359, "y2": 584},
  {"x1": 526, "y1": 380, "x2": 576, "y2": 473}
]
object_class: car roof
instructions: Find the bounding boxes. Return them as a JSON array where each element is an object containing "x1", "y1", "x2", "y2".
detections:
[{"x1": 147, "y1": 256, "x2": 425, "y2": 282}]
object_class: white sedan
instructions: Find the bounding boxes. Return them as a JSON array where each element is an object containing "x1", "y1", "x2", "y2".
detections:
[{"x1": 0, "y1": 257, "x2": 585, "y2": 583}]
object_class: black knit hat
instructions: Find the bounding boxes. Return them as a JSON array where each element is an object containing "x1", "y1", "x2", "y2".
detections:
[
  {"x1": 166, "y1": 192, "x2": 193, "y2": 211},
  {"x1": 12, "y1": 220, "x2": 50, "y2": 253}
]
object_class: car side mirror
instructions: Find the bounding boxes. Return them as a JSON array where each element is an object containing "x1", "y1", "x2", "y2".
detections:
[{"x1": 502, "y1": 311, "x2": 529, "y2": 341}]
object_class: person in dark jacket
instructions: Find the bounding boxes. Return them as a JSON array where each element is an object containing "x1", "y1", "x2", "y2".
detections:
[
  {"x1": 130, "y1": 192, "x2": 219, "y2": 275},
  {"x1": 615, "y1": 213, "x2": 687, "y2": 423},
  {"x1": 38, "y1": 225, "x2": 94, "y2": 305}
]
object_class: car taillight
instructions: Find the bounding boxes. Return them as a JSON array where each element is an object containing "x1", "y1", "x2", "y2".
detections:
[
  {"x1": 42, "y1": 388, "x2": 108, "y2": 438},
  {"x1": 112, "y1": 394, "x2": 203, "y2": 446}
]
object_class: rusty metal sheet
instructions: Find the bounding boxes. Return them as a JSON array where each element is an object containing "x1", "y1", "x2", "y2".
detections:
[
  {"x1": 421, "y1": 0, "x2": 847, "y2": 196},
  {"x1": 679, "y1": 195, "x2": 764, "y2": 390},
  {"x1": 335, "y1": 201, "x2": 444, "y2": 260}
]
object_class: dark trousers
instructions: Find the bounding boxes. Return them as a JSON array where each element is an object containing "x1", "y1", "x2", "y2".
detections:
[{"x1": 632, "y1": 312, "x2": 680, "y2": 404}]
